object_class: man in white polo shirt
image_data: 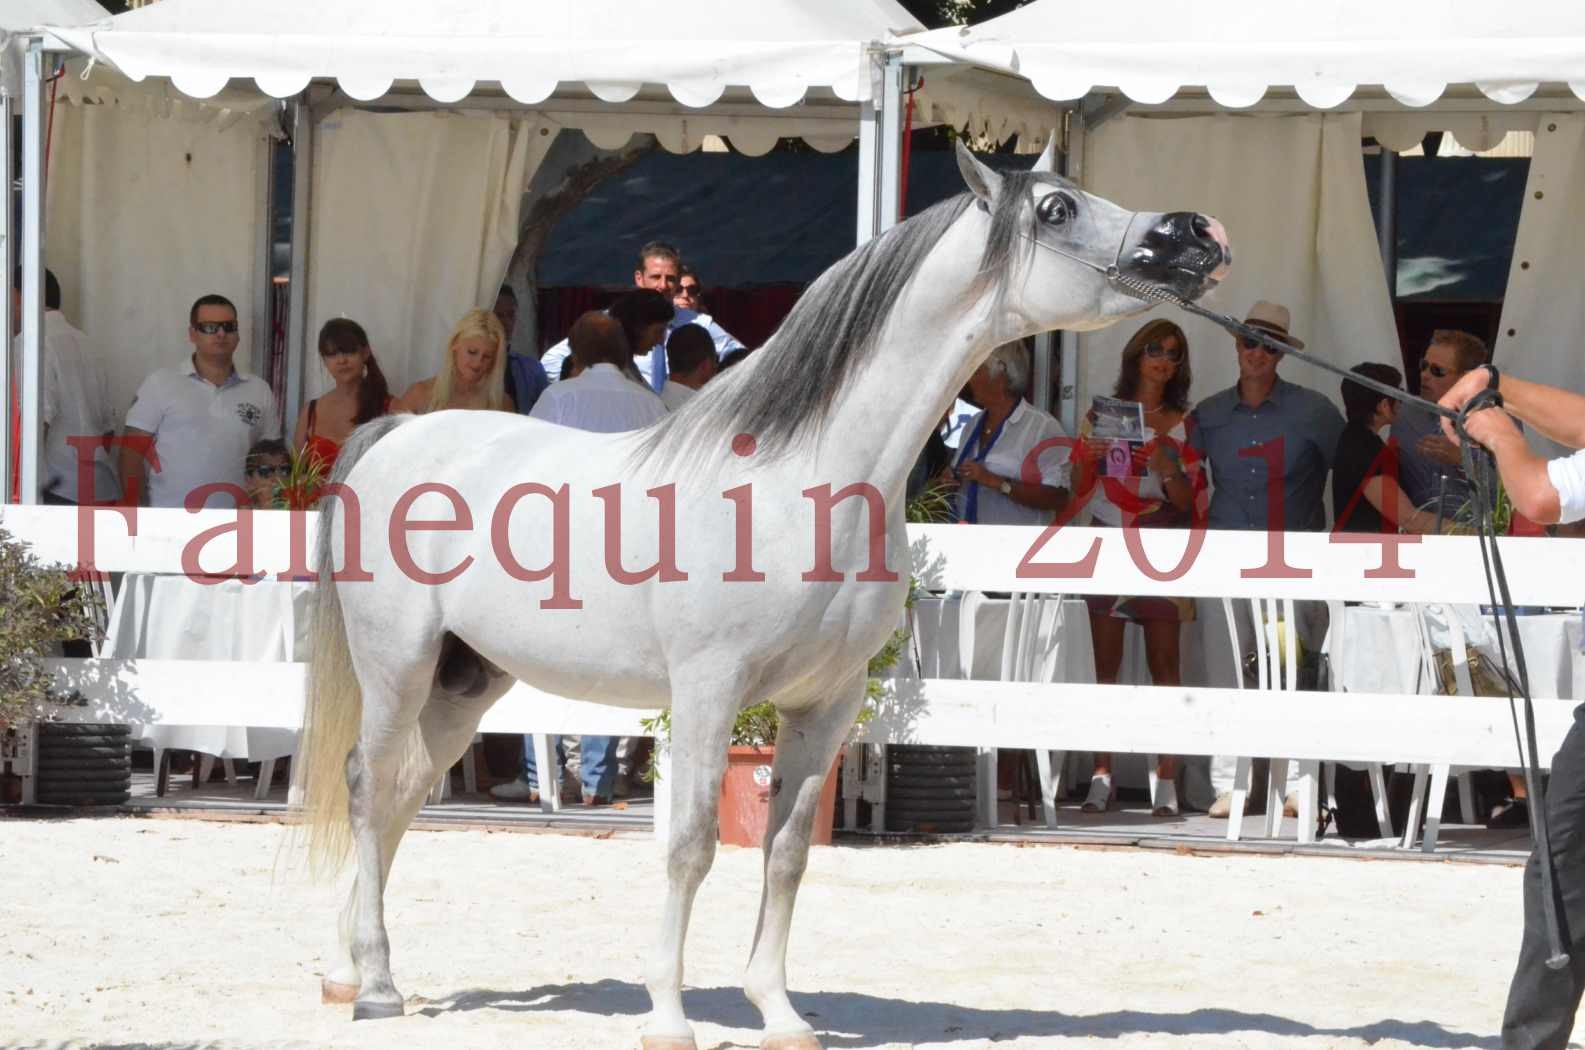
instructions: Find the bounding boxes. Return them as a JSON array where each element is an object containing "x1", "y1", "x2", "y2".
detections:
[{"x1": 119, "y1": 294, "x2": 280, "y2": 509}]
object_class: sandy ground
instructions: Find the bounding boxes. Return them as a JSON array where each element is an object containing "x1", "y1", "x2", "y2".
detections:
[{"x1": 0, "y1": 814, "x2": 1560, "y2": 1050}]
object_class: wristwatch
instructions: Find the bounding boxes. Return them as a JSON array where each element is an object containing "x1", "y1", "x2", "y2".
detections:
[{"x1": 998, "y1": 478, "x2": 1013, "y2": 496}]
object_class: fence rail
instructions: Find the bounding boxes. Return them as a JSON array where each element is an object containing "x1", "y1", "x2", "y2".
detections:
[{"x1": 4, "y1": 505, "x2": 1579, "y2": 845}]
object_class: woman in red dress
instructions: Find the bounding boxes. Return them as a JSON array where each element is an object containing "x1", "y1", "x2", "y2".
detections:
[{"x1": 292, "y1": 318, "x2": 393, "y2": 475}]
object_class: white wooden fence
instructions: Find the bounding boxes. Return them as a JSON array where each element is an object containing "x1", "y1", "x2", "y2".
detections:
[{"x1": 3, "y1": 505, "x2": 1579, "y2": 848}]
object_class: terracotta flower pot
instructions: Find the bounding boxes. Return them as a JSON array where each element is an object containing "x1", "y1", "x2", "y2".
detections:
[{"x1": 717, "y1": 745, "x2": 841, "y2": 848}]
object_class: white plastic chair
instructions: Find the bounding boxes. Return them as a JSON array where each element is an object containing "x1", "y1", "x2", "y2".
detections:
[
  {"x1": 1401, "y1": 603, "x2": 1482, "y2": 851},
  {"x1": 1321, "y1": 600, "x2": 1394, "y2": 840},
  {"x1": 966, "y1": 591, "x2": 1067, "y2": 829},
  {"x1": 1220, "y1": 597, "x2": 1321, "y2": 843}
]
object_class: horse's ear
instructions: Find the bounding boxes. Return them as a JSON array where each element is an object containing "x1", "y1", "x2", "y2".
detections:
[
  {"x1": 1032, "y1": 131, "x2": 1058, "y2": 174},
  {"x1": 955, "y1": 141, "x2": 1002, "y2": 206}
]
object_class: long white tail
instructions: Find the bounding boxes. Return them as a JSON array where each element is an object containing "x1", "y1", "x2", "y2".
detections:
[{"x1": 292, "y1": 414, "x2": 413, "y2": 878}]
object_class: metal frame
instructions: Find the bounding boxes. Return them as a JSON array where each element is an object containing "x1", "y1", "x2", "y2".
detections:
[
  {"x1": 18, "y1": 37, "x2": 49, "y2": 506},
  {"x1": 1, "y1": 83, "x2": 13, "y2": 503},
  {"x1": 1056, "y1": 108, "x2": 1085, "y2": 431},
  {"x1": 281, "y1": 97, "x2": 315, "y2": 444}
]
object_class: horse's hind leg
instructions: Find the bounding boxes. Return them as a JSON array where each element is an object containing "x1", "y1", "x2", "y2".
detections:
[
  {"x1": 332, "y1": 653, "x2": 512, "y2": 1017},
  {"x1": 642, "y1": 670, "x2": 743, "y2": 1050},
  {"x1": 743, "y1": 671, "x2": 865, "y2": 1050}
]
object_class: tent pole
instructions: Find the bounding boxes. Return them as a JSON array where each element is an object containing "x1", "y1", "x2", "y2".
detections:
[
  {"x1": 1376, "y1": 146, "x2": 1398, "y2": 300},
  {"x1": 1056, "y1": 108, "x2": 1086, "y2": 432},
  {"x1": 253, "y1": 133, "x2": 274, "y2": 395},
  {"x1": 282, "y1": 97, "x2": 314, "y2": 443},
  {"x1": 19, "y1": 38, "x2": 48, "y2": 506},
  {"x1": 1030, "y1": 120, "x2": 1062, "y2": 414},
  {"x1": 1, "y1": 86, "x2": 13, "y2": 504},
  {"x1": 856, "y1": 50, "x2": 905, "y2": 246}
]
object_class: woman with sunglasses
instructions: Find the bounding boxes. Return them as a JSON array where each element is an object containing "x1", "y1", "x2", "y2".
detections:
[
  {"x1": 292, "y1": 318, "x2": 393, "y2": 475},
  {"x1": 1073, "y1": 319, "x2": 1200, "y2": 817}
]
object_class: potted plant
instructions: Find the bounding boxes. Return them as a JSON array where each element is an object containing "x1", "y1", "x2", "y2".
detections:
[{"x1": 0, "y1": 523, "x2": 107, "y2": 805}]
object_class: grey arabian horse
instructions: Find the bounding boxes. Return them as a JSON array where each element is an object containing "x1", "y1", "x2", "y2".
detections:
[{"x1": 293, "y1": 142, "x2": 1231, "y2": 1049}]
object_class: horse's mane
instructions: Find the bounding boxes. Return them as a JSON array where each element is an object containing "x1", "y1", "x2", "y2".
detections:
[{"x1": 637, "y1": 170, "x2": 1068, "y2": 468}]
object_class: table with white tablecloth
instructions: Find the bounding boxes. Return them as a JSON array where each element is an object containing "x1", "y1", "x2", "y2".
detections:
[
  {"x1": 104, "y1": 574, "x2": 313, "y2": 763},
  {"x1": 1333, "y1": 604, "x2": 1584, "y2": 702}
]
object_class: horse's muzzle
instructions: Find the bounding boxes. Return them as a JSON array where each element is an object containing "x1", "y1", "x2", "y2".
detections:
[{"x1": 1123, "y1": 211, "x2": 1233, "y2": 300}]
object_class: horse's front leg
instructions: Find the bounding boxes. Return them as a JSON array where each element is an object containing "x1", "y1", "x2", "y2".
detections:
[
  {"x1": 642, "y1": 670, "x2": 743, "y2": 1050},
  {"x1": 742, "y1": 670, "x2": 865, "y2": 1050}
]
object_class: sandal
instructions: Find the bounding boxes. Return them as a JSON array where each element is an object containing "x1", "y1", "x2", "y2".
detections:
[
  {"x1": 1151, "y1": 778, "x2": 1179, "y2": 817},
  {"x1": 1081, "y1": 774, "x2": 1112, "y2": 813}
]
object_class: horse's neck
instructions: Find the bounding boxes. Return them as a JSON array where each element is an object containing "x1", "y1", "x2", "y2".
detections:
[{"x1": 813, "y1": 215, "x2": 1004, "y2": 499}]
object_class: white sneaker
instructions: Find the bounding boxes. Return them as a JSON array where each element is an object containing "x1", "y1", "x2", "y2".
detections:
[
  {"x1": 489, "y1": 779, "x2": 540, "y2": 803},
  {"x1": 1081, "y1": 774, "x2": 1112, "y2": 813}
]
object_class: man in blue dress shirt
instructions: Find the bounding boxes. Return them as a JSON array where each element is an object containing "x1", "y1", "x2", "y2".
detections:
[{"x1": 1188, "y1": 301, "x2": 1344, "y2": 820}]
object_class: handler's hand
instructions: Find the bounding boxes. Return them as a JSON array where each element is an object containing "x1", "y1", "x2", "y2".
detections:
[
  {"x1": 1438, "y1": 366, "x2": 1495, "y2": 443},
  {"x1": 1455, "y1": 403, "x2": 1523, "y2": 453}
]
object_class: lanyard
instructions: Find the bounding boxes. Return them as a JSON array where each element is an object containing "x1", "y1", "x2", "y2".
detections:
[{"x1": 956, "y1": 410, "x2": 1008, "y2": 524}]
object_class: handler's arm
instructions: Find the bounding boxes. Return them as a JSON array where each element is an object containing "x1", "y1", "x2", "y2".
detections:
[
  {"x1": 1442, "y1": 368, "x2": 1585, "y2": 450},
  {"x1": 1488, "y1": 372, "x2": 1585, "y2": 449},
  {"x1": 1468, "y1": 413, "x2": 1562, "y2": 524}
]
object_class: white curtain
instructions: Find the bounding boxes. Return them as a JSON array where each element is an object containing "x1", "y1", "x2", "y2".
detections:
[
  {"x1": 1077, "y1": 112, "x2": 1396, "y2": 416},
  {"x1": 305, "y1": 110, "x2": 547, "y2": 398},
  {"x1": 1495, "y1": 113, "x2": 1585, "y2": 459},
  {"x1": 45, "y1": 101, "x2": 268, "y2": 422}
]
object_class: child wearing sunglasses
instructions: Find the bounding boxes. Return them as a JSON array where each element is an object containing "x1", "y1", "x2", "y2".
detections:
[{"x1": 244, "y1": 439, "x2": 291, "y2": 510}]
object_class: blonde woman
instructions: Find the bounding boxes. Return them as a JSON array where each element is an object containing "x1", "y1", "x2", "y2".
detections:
[{"x1": 394, "y1": 309, "x2": 510, "y2": 414}]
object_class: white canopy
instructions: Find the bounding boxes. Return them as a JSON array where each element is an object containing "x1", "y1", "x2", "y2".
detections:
[
  {"x1": 50, "y1": 0, "x2": 923, "y2": 107},
  {"x1": 43, "y1": 0, "x2": 1055, "y2": 149},
  {"x1": 909, "y1": 0, "x2": 1585, "y2": 109}
]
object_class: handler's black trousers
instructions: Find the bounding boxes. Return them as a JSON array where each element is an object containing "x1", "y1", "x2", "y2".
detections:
[{"x1": 1504, "y1": 702, "x2": 1585, "y2": 1049}]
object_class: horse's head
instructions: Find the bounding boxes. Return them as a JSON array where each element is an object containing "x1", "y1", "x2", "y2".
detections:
[{"x1": 956, "y1": 143, "x2": 1231, "y2": 334}]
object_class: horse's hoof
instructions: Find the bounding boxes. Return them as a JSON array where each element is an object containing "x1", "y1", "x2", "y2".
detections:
[
  {"x1": 639, "y1": 1037, "x2": 699, "y2": 1050},
  {"x1": 761, "y1": 1034, "x2": 822, "y2": 1050},
  {"x1": 352, "y1": 999, "x2": 404, "y2": 1021},
  {"x1": 321, "y1": 978, "x2": 359, "y2": 1004}
]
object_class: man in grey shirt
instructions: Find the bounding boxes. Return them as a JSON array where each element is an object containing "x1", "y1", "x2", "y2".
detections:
[{"x1": 1395, "y1": 329, "x2": 1490, "y2": 521}]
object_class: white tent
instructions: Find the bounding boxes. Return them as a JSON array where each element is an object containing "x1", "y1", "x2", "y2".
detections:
[
  {"x1": 910, "y1": 0, "x2": 1585, "y2": 437},
  {"x1": 5, "y1": 1, "x2": 1053, "y2": 501},
  {"x1": 909, "y1": 0, "x2": 1585, "y2": 109},
  {"x1": 1, "y1": 0, "x2": 108, "y2": 503}
]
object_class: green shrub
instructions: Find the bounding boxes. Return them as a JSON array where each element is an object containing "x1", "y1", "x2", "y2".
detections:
[{"x1": 0, "y1": 524, "x2": 97, "y2": 728}]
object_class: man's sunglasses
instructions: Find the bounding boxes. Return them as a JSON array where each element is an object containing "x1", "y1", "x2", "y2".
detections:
[
  {"x1": 1419, "y1": 359, "x2": 1457, "y2": 380},
  {"x1": 1141, "y1": 341, "x2": 1184, "y2": 363},
  {"x1": 193, "y1": 321, "x2": 239, "y2": 335},
  {"x1": 678, "y1": 284, "x2": 701, "y2": 297},
  {"x1": 1238, "y1": 334, "x2": 1282, "y2": 354},
  {"x1": 247, "y1": 464, "x2": 289, "y2": 478}
]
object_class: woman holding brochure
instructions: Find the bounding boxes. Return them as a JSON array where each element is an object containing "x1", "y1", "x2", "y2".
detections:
[{"x1": 1073, "y1": 320, "x2": 1201, "y2": 816}]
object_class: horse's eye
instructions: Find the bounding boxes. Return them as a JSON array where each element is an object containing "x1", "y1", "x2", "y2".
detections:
[{"x1": 1036, "y1": 191, "x2": 1075, "y2": 226}]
